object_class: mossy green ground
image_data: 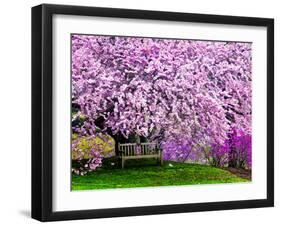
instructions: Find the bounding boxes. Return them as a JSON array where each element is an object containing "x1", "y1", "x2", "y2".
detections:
[{"x1": 72, "y1": 159, "x2": 249, "y2": 190}]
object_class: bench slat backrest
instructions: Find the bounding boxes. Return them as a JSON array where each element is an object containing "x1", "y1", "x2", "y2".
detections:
[{"x1": 119, "y1": 142, "x2": 160, "y2": 156}]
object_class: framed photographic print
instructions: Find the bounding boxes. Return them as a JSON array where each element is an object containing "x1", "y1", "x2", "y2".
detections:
[{"x1": 31, "y1": 4, "x2": 274, "y2": 221}]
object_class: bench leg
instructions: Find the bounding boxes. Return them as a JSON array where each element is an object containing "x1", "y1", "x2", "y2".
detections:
[
  {"x1": 122, "y1": 159, "x2": 125, "y2": 169},
  {"x1": 159, "y1": 152, "x2": 163, "y2": 166}
]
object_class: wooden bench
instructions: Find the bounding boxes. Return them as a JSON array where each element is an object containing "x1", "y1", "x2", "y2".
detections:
[{"x1": 118, "y1": 142, "x2": 163, "y2": 168}]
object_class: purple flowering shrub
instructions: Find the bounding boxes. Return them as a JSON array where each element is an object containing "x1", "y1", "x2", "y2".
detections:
[
  {"x1": 228, "y1": 129, "x2": 252, "y2": 169},
  {"x1": 203, "y1": 143, "x2": 230, "y2": 167},
  {"x1": 200, "y1": 128, "x2": 252, "y2": 168}
]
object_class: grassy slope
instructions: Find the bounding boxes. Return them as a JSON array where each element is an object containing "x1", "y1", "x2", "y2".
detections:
[{"x1": 72, "y1": 159, "x2": 249, "y2": 190}]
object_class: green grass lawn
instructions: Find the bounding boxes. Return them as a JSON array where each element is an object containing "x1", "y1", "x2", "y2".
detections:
[{"x1": 72, "y1": 159, "x2": 249, "y2": 190}]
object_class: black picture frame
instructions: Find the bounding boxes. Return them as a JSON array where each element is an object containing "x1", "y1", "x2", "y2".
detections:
[{"x1": 32, "y1": 3, "x2": 274, "y2": 222}]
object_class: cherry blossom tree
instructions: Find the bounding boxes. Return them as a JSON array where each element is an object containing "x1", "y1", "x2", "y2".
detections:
[{"x1": 71, "y1": 34, "x2": 252, "y2": 159}]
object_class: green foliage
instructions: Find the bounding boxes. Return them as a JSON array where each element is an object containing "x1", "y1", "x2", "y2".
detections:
[{"x1": 71, "y1": 133, "x2": 115, "y2": 160}]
